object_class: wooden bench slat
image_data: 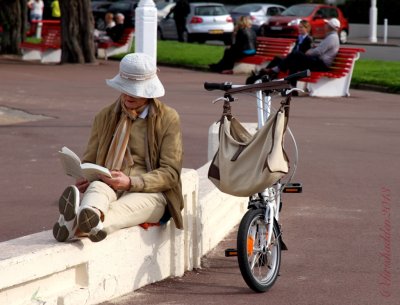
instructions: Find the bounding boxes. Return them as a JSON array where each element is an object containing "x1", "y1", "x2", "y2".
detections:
[
  {"x1": 237, "y1": 37, "x2": 296, "y2": 66},
  {"x1": 98, "y1": 28, "x2": 134, "y2": 48}
]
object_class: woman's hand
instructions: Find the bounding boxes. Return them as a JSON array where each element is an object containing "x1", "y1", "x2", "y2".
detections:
[
  {"x1": 75, "y1": 177, "x2": 90, "y2": 193},
  {"x1": 100, "y1": 170, "x2": 130, "y2": 191}
]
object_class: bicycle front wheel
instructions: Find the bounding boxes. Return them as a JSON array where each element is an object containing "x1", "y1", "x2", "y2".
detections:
[{"x1": 237, "y1": 208, "x2": 281, "y2": 292}]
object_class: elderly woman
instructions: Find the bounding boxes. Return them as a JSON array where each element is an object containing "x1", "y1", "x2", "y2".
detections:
[
  {"x1": 53, "y1": 53, "x2": 184, "y2": 242},
  {"x1": 209, "y1": 16, "x2": 257, "y2": 74}
]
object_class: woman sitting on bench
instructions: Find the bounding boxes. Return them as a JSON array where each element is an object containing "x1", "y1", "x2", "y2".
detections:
[{"x1": 209, "y1": 16, "x2": 257, "y2": 74}]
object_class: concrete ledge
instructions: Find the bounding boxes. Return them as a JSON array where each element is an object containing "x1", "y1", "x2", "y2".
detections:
[{"x1": 0, "y1": 166, "x2": 248, "y2": 305}]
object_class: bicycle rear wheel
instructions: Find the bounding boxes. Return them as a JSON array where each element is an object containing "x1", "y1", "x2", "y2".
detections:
[{"x1": 237, "y1": 208, "x2": 281, "y2": 292}]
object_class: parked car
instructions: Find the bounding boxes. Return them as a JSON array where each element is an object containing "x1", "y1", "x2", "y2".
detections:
[
  {"x1": 158, "y1": 2, "x2": 234, "y2": 45},
  {"x1": 260, "y1": 3, "x2": 349, "y2": 44},
  {"x1": 156, "y1": 1, "x2": 176, "y2": 22},
  {"x1": 230, "y1": 3, "x2": 286, "y2": 34}
]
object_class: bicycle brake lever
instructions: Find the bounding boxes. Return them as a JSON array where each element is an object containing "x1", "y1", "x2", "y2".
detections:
[
  {"x1": 212, "y1": 96, "x2": 235, "y2": 104},
  {"x1": 285, "y1": 88, "x2": 304, "y2": 95}
]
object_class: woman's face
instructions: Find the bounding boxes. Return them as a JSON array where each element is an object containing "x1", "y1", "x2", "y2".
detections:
[
  {"x1": 298, "y1": 24, "x2": 309, "y2": 35},
  {"x1": 122, "y1": 94, "x2": 148, "y2": 110}
]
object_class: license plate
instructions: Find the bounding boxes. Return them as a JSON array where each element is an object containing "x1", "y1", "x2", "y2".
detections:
[
  {"x1": 209, "y1": 29, "x2": 224, "y2": 34},
  {"x1": 270, "y1": 26, "x2": 282, "y2": 30}
]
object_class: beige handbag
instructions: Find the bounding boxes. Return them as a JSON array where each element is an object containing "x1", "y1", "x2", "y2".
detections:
[{"x1": 208, "y1": 103, "x2": 289, "y2": 197}]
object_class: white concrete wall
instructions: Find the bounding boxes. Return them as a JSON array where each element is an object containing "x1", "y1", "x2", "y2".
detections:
[{"x1": 0, "y1": 166, "x2": 247, "y2": 305}]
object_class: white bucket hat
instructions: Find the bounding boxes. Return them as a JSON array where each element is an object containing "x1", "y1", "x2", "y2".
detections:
[
  {"x1": 325, "y1": 18, "x2": 341, "y2": 30},
  {"x1": 106, "y1": 53, "x2": 165, "y2": 98}
]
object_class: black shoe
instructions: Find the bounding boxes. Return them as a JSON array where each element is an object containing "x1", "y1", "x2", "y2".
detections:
[{"x1": 209, "y1": 64, "x2": 221, "y2": 73}]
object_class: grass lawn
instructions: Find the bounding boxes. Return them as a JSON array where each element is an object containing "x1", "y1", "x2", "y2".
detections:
[{"x1": 352, "y1": 60, "x2": 400, "y2": 93}]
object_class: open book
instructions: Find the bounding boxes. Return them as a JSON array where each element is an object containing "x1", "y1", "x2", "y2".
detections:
[{"x1": 58, "y1": 146, "x2": 112, "y2": 182}]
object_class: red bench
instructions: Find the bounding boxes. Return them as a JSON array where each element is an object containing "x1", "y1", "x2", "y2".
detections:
[
  {"x1": 97, "y1": 28, "x2": 135, "y2": 60},
  {"x1": 26, "y1": 19, "x2": 61, "y2": 37},
  {"x1": 20, "y1": 24, "x2": 61, "y2": 63},
  {"x1": 233, "y1": 37, "x2": 296, "y2": 74},
  {"x1": 279, "y1": 47, "x2": 366, "y2": 97}
]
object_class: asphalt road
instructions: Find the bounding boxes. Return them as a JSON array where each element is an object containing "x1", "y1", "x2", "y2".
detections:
[
  {"x1": 98, "y1": 72, "x2": 400, "y2": 305},
  {"x1": 0, "y1": 56, "x2": 399, "y2": 305}
]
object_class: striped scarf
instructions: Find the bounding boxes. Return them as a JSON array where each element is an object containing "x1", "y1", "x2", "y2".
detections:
[{"x1": 104, "y1": 99, "x2": 143, "y2": 170}]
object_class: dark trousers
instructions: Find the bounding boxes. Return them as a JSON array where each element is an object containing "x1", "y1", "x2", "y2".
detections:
[
  {"x1": 280, "y1": 51, "x2": 329, "y2": 75},
  {"x1": 210, "y1": 47, "x2": 247, "y2": 72},
  {"x1": 278, "y1": 51, "x2": 329, "y2": 85},
  {"x1": 175, "y1": 18, "x2": 186, "y2": 42},
  {"x1": 266, "y1": 56, "x2": 284, "y2": 69}
]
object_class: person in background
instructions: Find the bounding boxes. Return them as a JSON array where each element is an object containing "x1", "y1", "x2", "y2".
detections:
[
  {"x1": 27, "y1": 0, "x2": 44, "y2": 22},
  {"x1": 51, "y1": 0, "x2": 61, "y2": 20},
  {"x1": 262, "y1": 18, "x2": 341, "y2": 84},
  {"x1": 209, "y1": 16, "x2": 257, "y2": 74},
  {"x1": 246, "y1": 20, "x2": 313, "y2": 84},
  {"x1": 172, "y1": 0, "x2": 190, "y2": 42},
  {"x1": 104, "y1": 12, "x2": 116, "y2": 30},
  {"x1": 94, "y1": 12, "x2": 116, "y2": 39},
  {"x1": 106, "y1": 13, "x2": 126, "y2": 42},
  {"x1": 52, "y1": 53, "x2": 184, "y2": 243}
]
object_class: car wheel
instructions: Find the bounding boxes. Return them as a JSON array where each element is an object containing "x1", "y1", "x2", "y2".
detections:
[
  {"x1": 186, "y1": 33, "x2": 194, "y2": 43},
  {"x1": 339, "y1": 30, "x2": 348, "y2": 44}
]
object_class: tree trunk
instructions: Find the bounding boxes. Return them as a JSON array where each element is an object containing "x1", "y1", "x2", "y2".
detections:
[
  {"x1": 59, "y1": 0, "x2": 96, "y2": 63},
  {"x1": 0, "y1": 0, "x2": 27, "y2": 54}
]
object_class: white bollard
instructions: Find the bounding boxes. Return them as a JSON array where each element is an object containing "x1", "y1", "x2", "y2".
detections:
[
  {"x1": 135, "y1": 0, "x2": 158, "y2": 65},
  {"x1": 383, "y1": 19, "x2": 388, "y2": 44},
  {"x1": 369, "y1": 0, "x2": 377, "y2": 43},
  {"x1": 35, "y1": 22, "x2": 43, "y2": 39}
]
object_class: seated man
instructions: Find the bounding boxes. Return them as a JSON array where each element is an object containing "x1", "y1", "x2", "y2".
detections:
[
  {"x1": 263, "y1": 18, "x2": 341, "y2": 84},
  {"x1": 53, "y1": 53, "x2": 184, "y2": 243}
]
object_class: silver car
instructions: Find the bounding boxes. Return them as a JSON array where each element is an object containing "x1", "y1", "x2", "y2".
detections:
[
  {"x1": 158, "y1": 2, "x2": 234, "y2": 45},
  {"x1": 230, "y1": 3, "x2": 286, "y2": 33}
]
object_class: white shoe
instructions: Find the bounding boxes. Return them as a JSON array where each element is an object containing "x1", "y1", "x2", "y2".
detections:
[
  {"x1": 52, "y1": 185, "x2": 79, "y2": 242},
  {"x1": 78, "y1": 206, "x2": 107, "y2": 242}
]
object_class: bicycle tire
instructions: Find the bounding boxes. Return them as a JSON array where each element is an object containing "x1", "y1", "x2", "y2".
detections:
[{"x1": 237, "y1": 208, "x2": 281, "y2": 292}]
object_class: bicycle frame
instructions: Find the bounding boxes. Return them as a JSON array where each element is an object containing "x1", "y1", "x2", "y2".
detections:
[
  {"x1": 254, "y1": 78, "x2": 282, "y2": 251},
  {"x1": 205, "y1": 70, "x2": 307, "y2": 292}
]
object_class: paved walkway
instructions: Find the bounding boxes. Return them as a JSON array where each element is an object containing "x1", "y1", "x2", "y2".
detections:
[{"x1": 0, "y1": 57, "x2": 399, "y2": 305}]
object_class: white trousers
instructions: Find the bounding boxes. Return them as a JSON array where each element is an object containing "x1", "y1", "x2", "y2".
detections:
[{"x1": 80, "y1": 181, "x2": 167, "y2": 234}]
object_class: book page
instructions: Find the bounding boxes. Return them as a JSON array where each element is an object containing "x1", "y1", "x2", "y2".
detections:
[
  {"x1": 81, "y1": 163, "x2": 112, "y2": 182},
  {"x1": 58, "y1": 146, "x2": 83, "y2": 179}
]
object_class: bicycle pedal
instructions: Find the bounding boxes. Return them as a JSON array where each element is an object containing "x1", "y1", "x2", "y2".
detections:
[
  {"x1": 225, "y1": 248, "x2": 237, "y2": 257},
  {"x1": 283, "y1": 183, "x2": 302, "y2": 193}
]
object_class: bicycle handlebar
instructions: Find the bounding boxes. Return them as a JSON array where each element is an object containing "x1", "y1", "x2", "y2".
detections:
[
  {"x1": 283, "y1": 70, "x2": 310, "y2": 82},
  {"x1": 204, "y1": 70, "x2": 310, "y2": 94},
  {"x1": 204, "y1": 82, "x2": 233, "y2": 91}
]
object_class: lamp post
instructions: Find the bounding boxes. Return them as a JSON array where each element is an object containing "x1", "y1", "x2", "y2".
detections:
[
  {"x1": 369, "y1": 0, "x2": 378, "y2": 43},
  {"x1": 135, "y1": 0, "x2": 158, "y2": 65}
]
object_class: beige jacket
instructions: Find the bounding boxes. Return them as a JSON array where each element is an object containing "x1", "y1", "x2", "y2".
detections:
[{"x1": 82, "y1": 98, "x2": 184, "y2": 229}]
